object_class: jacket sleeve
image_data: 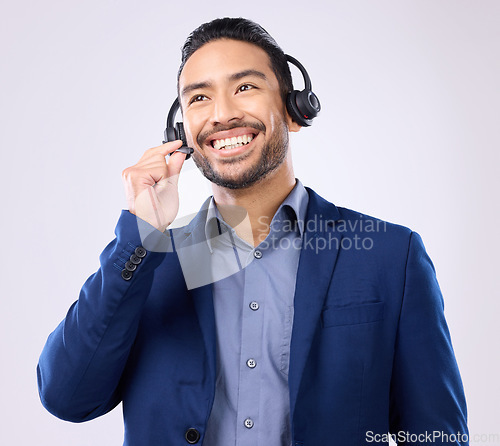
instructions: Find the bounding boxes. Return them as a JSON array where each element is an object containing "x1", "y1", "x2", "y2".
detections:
[
  {"x1": 389, "y1": 231, "x2": 469, "y2": 445},
  {"x1": 37, "y1": 210, "x2": 171, "y2": 422}
]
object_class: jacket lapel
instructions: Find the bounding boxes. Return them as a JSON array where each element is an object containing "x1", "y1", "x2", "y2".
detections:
[{"x1": 288, "y1": 188, "x2": 343, "y2": 416}]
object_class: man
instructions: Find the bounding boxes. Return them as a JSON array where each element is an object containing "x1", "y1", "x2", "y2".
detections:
[{"x1": 37, "y1": 17, "x2": 468, "y2": 446}]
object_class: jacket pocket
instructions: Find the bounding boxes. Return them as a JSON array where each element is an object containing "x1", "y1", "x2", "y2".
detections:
[{"x1": 321, "y1": 301, "x2": 384, "y2": 328}]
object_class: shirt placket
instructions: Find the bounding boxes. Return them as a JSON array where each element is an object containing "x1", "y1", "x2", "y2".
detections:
[{"x1": 235, "y1": 248, "x2": 266, "y2": 446}]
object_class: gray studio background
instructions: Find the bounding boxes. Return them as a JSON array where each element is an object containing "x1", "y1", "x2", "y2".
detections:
[{"x1": 1, "y1": 0, "x2": 499, "y2": 444}]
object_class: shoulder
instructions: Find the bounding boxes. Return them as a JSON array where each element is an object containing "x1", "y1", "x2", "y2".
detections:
[
  {"x1": 336, "y1": 206, "x2": 412, "y2": 238},
  {"x1": 305, "y1": 187, "x2": 413, "y2": 239},
  {"x1": 303, "y1": 188, "x2": 420, "y2": 270},
  {"x1": 335, "y1": 206, "x2": 414, "y2": 262}
]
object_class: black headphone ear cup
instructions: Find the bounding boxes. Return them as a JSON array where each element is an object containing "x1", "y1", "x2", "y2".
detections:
[
  {"x1": 287, "y1": 90, "x2": 321, "y2": 127},
  {"x1": 163, "y1": 126, "x2": 177, "y2": 144},
  {"x1": 296, "y1": 90, "x2": 321, "y2": 121},
  {"x1": 176, "y1": 122, "x2": 187, "y2": 146},
  {"x1": 287, "y1": 90, "x2": 309, "y2": 127},
  {"x1": 164, "y1": 98, "x2": 193, "y2": 160},
  {"x1": 175, "y1": 122, "x2": 193, "y2": 160}
]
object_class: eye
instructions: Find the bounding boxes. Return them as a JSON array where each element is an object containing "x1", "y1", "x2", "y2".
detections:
[
  {"x1": 189, "y1": 94, "x2": 208, "y2": 104},
  {"x1": 237, "y1": 84, "x2": 255, "y2": 93}
]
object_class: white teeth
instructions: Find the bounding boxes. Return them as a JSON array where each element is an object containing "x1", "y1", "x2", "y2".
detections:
[
  {"x1": 212, "y1": 134, "x2": 255, "y2": 150},
  {"x1": 221, "y1": 143, "x2": 244, "y2": 150}
]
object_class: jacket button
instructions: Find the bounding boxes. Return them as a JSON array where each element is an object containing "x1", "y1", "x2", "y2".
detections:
[
  {"x1": 121, "y1": 269, "x2": 132, "y2": 281},
  {"x1": 185, "y1": 427, "x2": 200, "y2": 444},
  {"x1": 134, "y1": 246, "x2": 147, "y2": 258},
  {"x1": 129, "y1": 253, "x2": 142, "y2": 265},
  {"x1": 125, "y1": 260, "x2": 137, "y2": 272}
]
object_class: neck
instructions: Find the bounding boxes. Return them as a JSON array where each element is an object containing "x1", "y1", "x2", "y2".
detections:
[{"x1": 212, "y1": 153, "x2": 296, "y2": 247}]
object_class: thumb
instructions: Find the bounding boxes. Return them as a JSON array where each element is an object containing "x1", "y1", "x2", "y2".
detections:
[
  {"x1": 168, "y1": 149, "x2": 189, "y2": 179},
  {"x1": 155, "y1": 149, "x2": 188, "y2": 189}
]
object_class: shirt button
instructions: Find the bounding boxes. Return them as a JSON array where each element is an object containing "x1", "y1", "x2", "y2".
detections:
[
  {"x1": 249, "y1": 301, "x2": 259, "y2": 311},
  {"x1": 185, "y1": 427, "x2": 200, "y2": 444},
  {"x1": 246, "y1": 358, "x2": 256, "y2": 368},
  {"x1": 244, "y1": 418, "x2": 254, "y2": 429},
  {"x1": 253, "y1": 250, "x2": 263, "y2": 259}
]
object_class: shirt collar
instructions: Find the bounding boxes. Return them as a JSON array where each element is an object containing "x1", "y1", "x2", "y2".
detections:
[{"x1": 204, "y1": 178, "x2": 309, "y2": 254}]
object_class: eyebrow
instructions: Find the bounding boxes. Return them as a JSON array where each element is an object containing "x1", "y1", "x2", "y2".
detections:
[
  {"x1": 180, "y1": 69, "x2": 268, "y2": 98},
  {"x1": 229, "y1": 69, "x2": 267, "y2": 82}
]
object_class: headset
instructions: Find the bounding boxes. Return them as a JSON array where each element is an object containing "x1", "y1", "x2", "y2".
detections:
[{"x1": 163, "y1": 54, "x2": 320, "y2": 160}]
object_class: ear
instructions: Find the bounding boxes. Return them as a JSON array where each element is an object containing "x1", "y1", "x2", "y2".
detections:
[{"x1": 285, "y1": 111, "x2": 302, "y2": 133}]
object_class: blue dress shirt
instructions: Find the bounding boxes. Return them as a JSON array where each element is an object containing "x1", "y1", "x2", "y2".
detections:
[{"x1": 202, "y1": 179, "x2": 309, "y2": 446}]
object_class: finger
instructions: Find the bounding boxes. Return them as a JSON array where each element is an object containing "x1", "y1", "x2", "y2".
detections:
[
  {"x1": 149, "y1": 139, "x2": 184, "y2": 157},
  {"x1": 166, "y1": 150, "x2": 188, "y2": 183}
]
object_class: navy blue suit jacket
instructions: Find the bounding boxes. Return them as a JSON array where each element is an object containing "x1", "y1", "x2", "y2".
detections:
[{"x1": 37, "y1": 187, "x2": 468, "y2": 445}]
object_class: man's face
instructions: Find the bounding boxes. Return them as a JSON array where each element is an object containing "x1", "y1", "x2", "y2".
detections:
[{"x1": 178, "y1": 39, "x2": 299, "y2": 189}]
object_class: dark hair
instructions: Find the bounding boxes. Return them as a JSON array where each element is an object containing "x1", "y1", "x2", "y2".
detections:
[{"x1": 177, "y1": 17, "x2": 293, "y2": 104}]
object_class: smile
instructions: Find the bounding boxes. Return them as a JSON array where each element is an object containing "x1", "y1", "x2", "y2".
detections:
[{"x1": 212, "y1": 134, "x2": 254, "y2": 150}]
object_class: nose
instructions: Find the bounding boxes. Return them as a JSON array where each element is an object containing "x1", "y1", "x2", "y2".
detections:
[{"x1": 210, "y1": 94, "x2": 243, "y2": 126}]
